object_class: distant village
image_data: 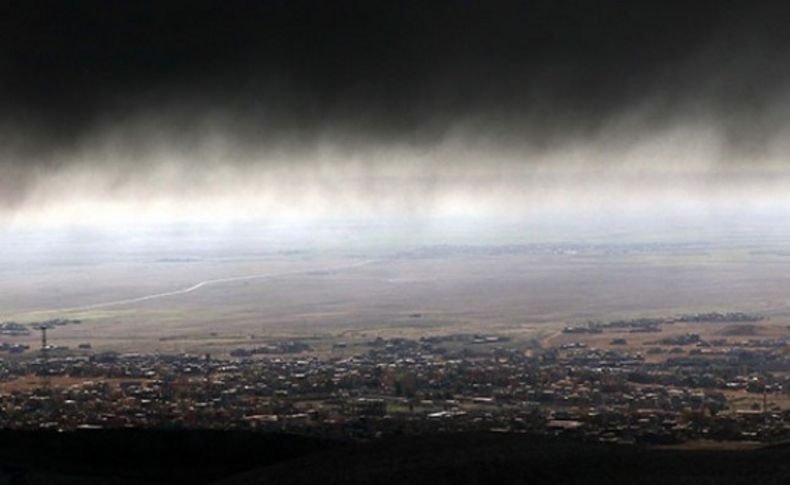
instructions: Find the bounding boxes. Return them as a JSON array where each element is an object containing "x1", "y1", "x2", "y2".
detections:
[{"x1": 0, "y1": 312, "x2": 788, "y2": 445}]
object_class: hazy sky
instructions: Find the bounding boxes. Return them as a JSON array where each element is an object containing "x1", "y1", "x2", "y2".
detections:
[{"x1": 2, "y1": 1, "x2": 790, "y2": 228}]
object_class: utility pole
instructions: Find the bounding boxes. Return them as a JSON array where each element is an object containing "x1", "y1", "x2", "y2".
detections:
[
  {"x1": 204, "y1": 353, "x2": 212, "y2": 394},
  {"x1": 764, "y1": 386, "x2": 769, "y2": 425},
  {"x1": 32, "y1": 323, "x2": 53, "y2": 390}
]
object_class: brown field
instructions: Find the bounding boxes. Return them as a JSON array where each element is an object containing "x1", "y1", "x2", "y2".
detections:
[{"x1": 3, "y1": 237, "x2": 790, "y2": 355}]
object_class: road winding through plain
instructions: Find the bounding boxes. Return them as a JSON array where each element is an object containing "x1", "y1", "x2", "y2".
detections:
[{"x1": 23, "y1": 259, "x2": 379, "y2": 317}]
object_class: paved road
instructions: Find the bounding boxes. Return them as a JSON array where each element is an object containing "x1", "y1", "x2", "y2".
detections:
[{"x1": 24, "y1": 259, "x2": 379, "y2": 317}]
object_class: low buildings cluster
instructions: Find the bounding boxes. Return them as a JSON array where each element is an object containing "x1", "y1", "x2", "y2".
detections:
[{"x1": 0, "y1": 331, "x2": 789, "y2": 445}]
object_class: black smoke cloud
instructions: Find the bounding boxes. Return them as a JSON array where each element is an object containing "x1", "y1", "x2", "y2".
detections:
[
  {"x1": 2, "y1": 1, "x2": 790, "y2": 223},
  {"x1": 3, "y1": 1, "x2": 789, "y2": 146}
]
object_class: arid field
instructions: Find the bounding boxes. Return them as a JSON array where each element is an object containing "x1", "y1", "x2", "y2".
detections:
[{"x1": 3, "y1": 226, "x2": 790, "y2": 355}]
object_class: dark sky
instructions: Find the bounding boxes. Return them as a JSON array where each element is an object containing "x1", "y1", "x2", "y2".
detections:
[
  {"x1": 2, "y1": 1, "x2": 790, "y2": 225},
  {"x1": 3, "y1": 0, "x2": 790, "y2": 150}
]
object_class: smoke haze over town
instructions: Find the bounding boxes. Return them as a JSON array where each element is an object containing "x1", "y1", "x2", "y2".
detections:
[
  {"x1": 7, "y1": 4, "x2": 790, "y2": 482},
  {"x1": 2, "y1": 1, "x2": 790, "y2": 234}
]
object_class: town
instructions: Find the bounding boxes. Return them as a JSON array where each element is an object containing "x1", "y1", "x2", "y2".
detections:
[{"x1": 0, "y1": 313, "x2": 789, "y2": 448}]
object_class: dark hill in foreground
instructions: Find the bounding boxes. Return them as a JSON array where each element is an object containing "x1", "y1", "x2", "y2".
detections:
[
  {"x1": 222, "y1": 433, "x2": 790, "y2": 485},
  {"x1": 0, "y1": 430, "x2": 789, "y2": 484},
  {"x1": 0, "y1": 429, "x2": 334, "y2": 484}
]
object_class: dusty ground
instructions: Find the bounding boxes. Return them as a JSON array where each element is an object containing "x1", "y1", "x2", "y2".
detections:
[{"x1": 2, "y1": 236, "x2": 790, "y2": 354}]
